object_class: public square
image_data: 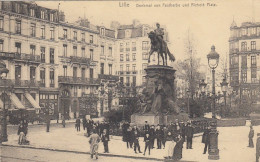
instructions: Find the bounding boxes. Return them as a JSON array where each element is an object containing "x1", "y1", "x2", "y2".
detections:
[{"x1": 0, "y1": 122, "x2": 258, "y2": 162}]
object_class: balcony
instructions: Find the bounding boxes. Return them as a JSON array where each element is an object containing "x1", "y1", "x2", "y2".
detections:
[
  {"x1": 0, "y1": 52, "x2": 15, "y2": 60},
  {"x1": 58, "y1": 76, "x2": 100, "y2": 85},
  {"x1": 0, "y1": 79, "x2": 40, "y2": 88},
  {"x1": 98, "y1": 74, "x2": 119, "y2": 81},
  {"x1": 70, "y1": 56, "x2": 90, "y2": 65},
  {"x1": 14, "y1": 53, "x2": 41, "y2": 64},
  {"x1": 229, "y1": 48, "x2": 239, "y2": 54}
]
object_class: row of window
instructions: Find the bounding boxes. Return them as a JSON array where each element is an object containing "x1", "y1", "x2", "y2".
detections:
[
  {"x1": 119, "y1": 41, "x2": 149, "y2": 52},
  {"x1": 40, "y1": 68, "x2": 55, "y2": 87},
  {"x1": 120, "y1": 53, "x2": 136, "y2": 61},
  {"x1": 0, "y1": 17, "x2": 95, "y2": 43},
  {"x1": 62, "y1": 44, "x2": 94, "y2": 60},
  {"x1": 100, "y1": 63, "x2": 113, "y2": 75},
  {"x1": 5, "y1": 2, "x2": 57, "y2": 22},
  {"x1": 230, "y1": 55, "x2": 257, "y2": 67},
  {"x1": 231, "y1": 26, "x2": 260, "y2": 38},
  {"x1": 241, "y1": 41, "x2": 256, "y2": 51},
  {"x1": 119, "y1": 76, "x2": 137, "y2": 86},
  {"x1": 119, "y1": 63, "x2": 147, "y2": 72},
  {"x1": 241, "y1": 68, "x2": 258, "y2": 83},
  {"x1": 63, "y1": 29, "x2": 94, "y2": 43},
  {"x1": 62, "y1": 66, "x2": 94, "y2": 79},
  {"x1": 100, "y1": 45, "x2": 113, "y2": 56}
]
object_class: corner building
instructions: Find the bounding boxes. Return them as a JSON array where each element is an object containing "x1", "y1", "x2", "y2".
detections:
[{"x1": 229, "y1": 21, "x2": 260, "y2": 109}]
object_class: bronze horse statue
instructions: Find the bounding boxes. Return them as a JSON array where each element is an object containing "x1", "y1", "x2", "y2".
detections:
[{"x1": 148, "y1": 31, "x2": 175, "y2": 65}]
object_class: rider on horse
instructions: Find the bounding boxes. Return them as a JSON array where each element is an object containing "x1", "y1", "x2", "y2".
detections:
[{"x1": 154, "y1": 23, "x2": 165, "y2": 49}]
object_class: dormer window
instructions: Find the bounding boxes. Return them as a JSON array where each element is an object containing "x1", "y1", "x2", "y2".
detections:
[
  {"x1": 101, "y1": 28, "x2": 105, "y2": 36},
  {"x1": 125, "y1": 30, "x2": 131, "y2": 38},
  {"x1": 143, "y1": 27, "x2": 149, "y2": 36},
  {"x1": 30, "y1": 8, "x2": 35, "y2": 17},
  {"x1": 50, "y1": 13, "x2": 54, "y2": 22},
  {"x1": 41, "y1": 10, "x2": 45, "y2": 19}
]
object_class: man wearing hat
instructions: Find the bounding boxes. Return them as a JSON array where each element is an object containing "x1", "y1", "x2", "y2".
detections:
[{"x1": 256, "y1": 133, "x2": 260, "y2": 162}]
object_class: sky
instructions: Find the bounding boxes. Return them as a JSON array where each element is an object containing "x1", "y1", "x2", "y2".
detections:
[{"x1": 37, "y1": 0, "x2": 260, "y2": 65}]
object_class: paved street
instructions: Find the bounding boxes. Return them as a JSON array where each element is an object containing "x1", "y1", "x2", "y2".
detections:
[
  {"x1": 0, "y1": 146, "x2": 158, "y2": 162},
  {"x1": 1, "y1": 122, "x2": 259, "y2": 162}
]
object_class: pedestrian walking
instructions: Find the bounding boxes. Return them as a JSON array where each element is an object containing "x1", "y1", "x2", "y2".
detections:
[
  {"x1": 89, "y1": 130, "x2": 101, "y2": 160},
  {"x1": 186, "y1": 121, "x2": 194, "y2": 149},
  {"x1": 126, "y1": 126, "x2": 132, "y2": 148},
  {"x1": 75, "y1": 117, "x2": 81, "y2": 132},
  {"x1": 173, "y1": 134, "x2": 184, "y2": 161},
  {"x1": 86, "y1": 120, "x2": 92, "y2": 137},
  {"x1": 202, "y1": 126, "x2": 210, "y2": 154},
  {"x1": 149, "y1": 125, "x2": 155, "y2": 149},
  {"x1": 143, "y1": 133, "x2": 151, "y2": 155},
  {"x1": 155, "y1": 125, "x2": 162, "y2": 149},
  {"x1": 101, "y1": 129, "x2": 109, "y2": 153},
  {"x1": 143, "y1": 121, "x2": 150, "y2": 134},
  {"x1": 249, "y1": 125, "x2": 254, "y2": 148},
  {"x1": 17, "y1": 121, "x2": 29, "y2": 145},
  {"x1": 162, "y1": 126, "x2": 168, "y2": 149},
  {"x1": 82, "y1": 116, "x2": 87, "y2": 130},
  {"x1": 133, "y1": 126, "x2": 142, "y2": 154},
  {"x1": 256, "y1": 133, "x2": 260, "y2": 162}
]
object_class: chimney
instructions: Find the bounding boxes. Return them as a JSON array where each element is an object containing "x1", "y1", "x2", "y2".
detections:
[{"x1": 59, "y1": 11, "x2": 65, "y2": 22}]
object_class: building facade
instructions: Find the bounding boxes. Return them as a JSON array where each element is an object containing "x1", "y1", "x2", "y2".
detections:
[
  {"x1": 0, "y1": 2, "x2": 172, "y2": 119},
  {"x1": 229, "y1": 21, "x2": 260, "y2": 107}
]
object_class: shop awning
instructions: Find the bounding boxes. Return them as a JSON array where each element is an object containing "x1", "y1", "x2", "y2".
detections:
[
  {"x1": 24, "y1": 93, "x2": 41, "y2": 109},
  {"x1": 10, "y1": 93, "x2": 25, "y2": 109}
]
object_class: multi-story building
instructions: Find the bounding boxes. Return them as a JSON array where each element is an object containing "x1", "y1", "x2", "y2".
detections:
[
  {"x1": 229, "y1": 21, "x2": 260, "y2": 107},
  {"x1": 57, "y1": 17, "x2": 100, "y2": 119},
  {"x1": 113, "y1": 20, "x2": 170, "y2": 88},
  {"x1": 0, "y1": 1, "x2": 59, "y2": 119},
  {"x1": 0, "y1": 2, "x2": 173, "y2": 119},
  {"x1": 97, "y1": 26, "x2": 119, "y2": 116}
]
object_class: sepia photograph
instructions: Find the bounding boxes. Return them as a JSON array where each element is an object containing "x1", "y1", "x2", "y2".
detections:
[{"x1": 0, "y1": 0, "x2": 260, "y2": 161}]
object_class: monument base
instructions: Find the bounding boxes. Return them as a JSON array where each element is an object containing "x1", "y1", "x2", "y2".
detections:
[
  {"x1": 131, "y1": 113, "x2": 189, "y2": 126},
  {"x1": 131, "y1": 113, "x2": 163, "y2": 126}
]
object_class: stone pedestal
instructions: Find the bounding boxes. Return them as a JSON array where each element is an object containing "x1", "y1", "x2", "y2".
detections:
[
  {"x1": 131, "y1": 65, "x2": 184, "y2": 126},
  {"x1": 131, "y1": 113, "x2": 163, "y2": 126}
]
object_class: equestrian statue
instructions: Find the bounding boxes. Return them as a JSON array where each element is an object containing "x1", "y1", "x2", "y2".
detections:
[{"x1": 148, "y1": 23, "x2": 175, "y2": 66}]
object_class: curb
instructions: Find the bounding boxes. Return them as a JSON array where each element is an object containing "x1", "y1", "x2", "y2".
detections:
[
  {"x1": 2, "y1": 143, "x2": 198, "y2": 162},
  {"x1": 2, "y1": 144, "x2": 165, "y2": 161}
]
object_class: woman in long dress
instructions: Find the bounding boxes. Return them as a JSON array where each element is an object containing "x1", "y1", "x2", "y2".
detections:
[{"x1": 173, "y1": 134, "x2": 184, "y2": 161}]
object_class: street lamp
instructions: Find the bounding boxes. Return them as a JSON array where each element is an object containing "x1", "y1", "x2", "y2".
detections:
[
  {"x1": 0, "y1": 61, "x2": 9, "y2": 143},
  {"x1": 187, "y1": 89, "x2": 190, "y2": 116},
  {"x1": 220, "y1": 78, "x2": 228, "y2": 117},
  {"x1": 207, "y1": 45, "x2": 220, "y2": 160}
]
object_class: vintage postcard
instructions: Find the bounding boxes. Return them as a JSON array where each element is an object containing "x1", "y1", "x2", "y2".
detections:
[{"x1": 0, "y1": 0, "x2": 260, "y2": 162}]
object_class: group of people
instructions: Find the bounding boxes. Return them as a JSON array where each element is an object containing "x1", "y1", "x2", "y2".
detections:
[{"x1": 121, "y1": 119, "x2": 196, "y2": 160}]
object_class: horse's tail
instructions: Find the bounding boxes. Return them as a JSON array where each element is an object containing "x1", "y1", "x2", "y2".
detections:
[{"x1": 167, "y1": 47, "x2": 175, "y2": 62}]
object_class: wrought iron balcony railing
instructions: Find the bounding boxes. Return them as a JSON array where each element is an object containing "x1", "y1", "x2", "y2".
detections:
[
  {"x1": 14, "y1": 53, "x2": 41, "y2": 63},
  {"x1": 0, "y1": 52, "x2": 15, "y2": 59},
  {"x1": 58, "y1": 76, "x2": 100, "y2": 85},
  {"x1": 70, "y1": 56, "x2": 90, "y2": 65},
  {"x1": 0, "y1": 79, "x2": 40, "y2": 88}
]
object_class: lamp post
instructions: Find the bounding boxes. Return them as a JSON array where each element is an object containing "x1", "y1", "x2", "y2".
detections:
[
  {"x1": 207, "y1": 45, "x2": 220, "y2": 160},
  {"x1": 0, "y1": 61, "x2": 9, "y2": 143},
  {"x1": 221, "y1": 78, "x2": 228, "y2": 117},
  {"x1": 199, "y1": 79, "x2": 207, "y2": 113}
]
